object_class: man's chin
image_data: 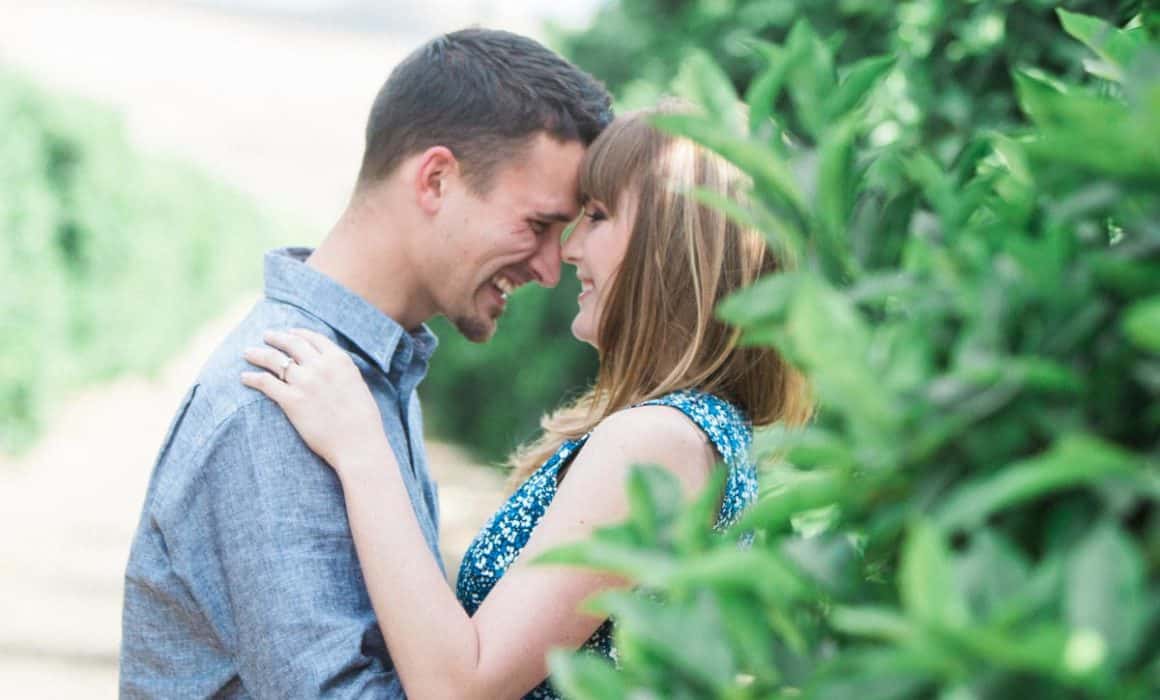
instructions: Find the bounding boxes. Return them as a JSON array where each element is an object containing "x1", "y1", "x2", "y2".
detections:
[{"x1": 451, "y1": 315, "x2": 496, "y2": 344}]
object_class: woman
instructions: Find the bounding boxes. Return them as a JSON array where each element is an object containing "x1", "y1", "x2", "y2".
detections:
[{"x1": 240, "y1": 105, "x2": 811, "y2": 699}]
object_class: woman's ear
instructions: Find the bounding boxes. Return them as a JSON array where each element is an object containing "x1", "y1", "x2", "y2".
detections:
[{"x1": 414, "y1": 145, "x2": 457, "y2": 215}]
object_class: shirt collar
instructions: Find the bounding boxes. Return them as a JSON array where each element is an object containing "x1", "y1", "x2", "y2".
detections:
[{"x1": 263, "y1": 247, "x2": 438, "y2": 376}]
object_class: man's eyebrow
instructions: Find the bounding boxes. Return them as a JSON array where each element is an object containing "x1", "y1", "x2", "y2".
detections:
[{"x1": 533, "y1": 210, "x2": 580, "y2": 223}]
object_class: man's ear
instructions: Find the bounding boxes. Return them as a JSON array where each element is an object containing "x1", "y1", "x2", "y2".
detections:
[{"x1": 414, "y1": 146, "x2": 457, "y2": 215}]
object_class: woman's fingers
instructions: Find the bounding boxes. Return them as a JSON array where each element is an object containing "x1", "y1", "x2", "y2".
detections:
[
  {"x1": 263, "y1": 330, "x2": 318, "y2": 363},
  {"x1": 288, "y1": 328, "x2": 339, "y2": 355},
  {"x1": 241, "y1": 370, "x2": 295, "y2": 404},
  {"x1": 242, "y1": 346, "x2": 293, "y2": 377}
]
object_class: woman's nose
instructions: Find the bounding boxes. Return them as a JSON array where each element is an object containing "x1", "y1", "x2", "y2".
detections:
[{"x1": 561, "y1": 221, "x2": 585, "y2": 264}]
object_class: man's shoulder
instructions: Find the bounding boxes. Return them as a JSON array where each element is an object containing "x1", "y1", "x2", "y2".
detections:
[
  {"x1": 155, "y1": 300, "x2": 338, "y2": 470},
  {"x1": 193, "y1": 299, "x2": 341, "y2": 418}
]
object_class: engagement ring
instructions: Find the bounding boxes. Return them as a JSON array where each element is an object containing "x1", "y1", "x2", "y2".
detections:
[{"x1": 279, "y1": 355, "x2": 295, "y2": 382}]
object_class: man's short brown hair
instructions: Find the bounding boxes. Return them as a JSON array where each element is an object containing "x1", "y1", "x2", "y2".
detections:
[{"x1": 356, "y1": 28, "x2": 612, "y2": 195}]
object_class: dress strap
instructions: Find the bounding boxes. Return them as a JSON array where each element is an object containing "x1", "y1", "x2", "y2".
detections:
[
  {"x1": 634, "y1": 389, "x2": 752, "y2": 469},
  {"x1": 635, "y1": 389, "x2": 757, "y2": 529}
]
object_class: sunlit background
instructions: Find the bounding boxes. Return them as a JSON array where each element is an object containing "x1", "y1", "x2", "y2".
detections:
[{"x1": 0, "y1": 1, "x2": 600, "y2": 695}]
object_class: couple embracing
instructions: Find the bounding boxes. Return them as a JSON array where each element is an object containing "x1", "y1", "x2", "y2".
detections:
[{"x1": 121, "y1": 28, "x2": 811, "y2": 699}]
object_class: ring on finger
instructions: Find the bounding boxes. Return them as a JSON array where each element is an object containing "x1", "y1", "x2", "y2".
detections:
[{"x1": 278, "y1": 354, "x2": 297, "y2": 382}]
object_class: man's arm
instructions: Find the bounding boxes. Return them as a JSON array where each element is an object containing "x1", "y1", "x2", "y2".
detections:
[{"x1": 162, "y1": 397, "x2": 403, "y2": 698}]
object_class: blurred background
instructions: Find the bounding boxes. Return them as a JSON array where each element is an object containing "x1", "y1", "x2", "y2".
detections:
[{"x1": 2, "y1": 0, "x2": 1139, "y2": 696}]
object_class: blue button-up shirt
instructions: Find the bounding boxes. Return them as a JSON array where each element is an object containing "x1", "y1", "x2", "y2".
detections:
[{"x1": 121, "y1": 247, "x2": 441, "y2": 698}]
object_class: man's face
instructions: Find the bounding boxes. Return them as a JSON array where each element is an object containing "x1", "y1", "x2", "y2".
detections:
[{"x1": 431, "y1": 133, "x2": 585, "y2": 342}]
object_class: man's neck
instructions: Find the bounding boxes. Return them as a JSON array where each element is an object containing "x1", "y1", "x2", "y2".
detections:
[{"x1": 307, "y1": 199, "x2": 434, "y2": 331}]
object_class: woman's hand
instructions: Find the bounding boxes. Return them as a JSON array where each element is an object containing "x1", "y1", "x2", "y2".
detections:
[{"x1": 241, "y1": 328, "x2": 387, "y2": 472}]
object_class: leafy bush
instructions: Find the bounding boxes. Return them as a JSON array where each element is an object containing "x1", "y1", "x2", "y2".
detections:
[
  {"x1": 0, "y1": 71, "x2": 283, "y2": 453},
  {"x1": 544, "y1": 9, "x2": 1158, "y2": 699},
  {"x1": 556, "y1": 0, "x2": 1128, "y2": 153}
]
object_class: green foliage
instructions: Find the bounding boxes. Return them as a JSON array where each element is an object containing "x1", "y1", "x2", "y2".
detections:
[
  {"x1": 0, "y1": 71, "x2": 283, "y2": 453},
  {"x1": 544, "y1": 9, "x2": 1159, "y2": 699},
  {"x1": 556, "y1": 0, "x2": 1132, "y2": 156}
]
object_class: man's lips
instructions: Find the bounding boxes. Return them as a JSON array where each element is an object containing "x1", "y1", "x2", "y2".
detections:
[{"x1": 491, "y1": 272, "x2": 525, "y2": 299}]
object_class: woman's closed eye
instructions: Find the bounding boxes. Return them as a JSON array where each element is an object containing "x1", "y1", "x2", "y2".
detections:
[{"x1": 583, "y1": 206, "x2": 607, "y2": 222}]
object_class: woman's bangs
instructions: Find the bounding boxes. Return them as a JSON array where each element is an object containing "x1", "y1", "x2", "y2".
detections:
[{"x1": 579, "y1": 117, "x2": 650, "y2": 215}]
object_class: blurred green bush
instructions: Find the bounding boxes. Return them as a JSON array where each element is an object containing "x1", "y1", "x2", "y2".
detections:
[
  {"x1": 544, "y1": 6, "x2": 1159, "y2": 699},
  {"x1": 0, "y1": 71, "x2": 281, "y2": 453},
  {"x1": 557, "y1": 0, "x2": 1127, "y2": 153}
]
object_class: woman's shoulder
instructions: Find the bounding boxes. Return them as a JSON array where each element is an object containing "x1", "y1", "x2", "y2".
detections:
[
  {"x1": 597, "y1": 401, "x2": 713, "y2": 449},
  {"x1": 634, "y1": 389, "x2": 752, "y2": 465},
  {"x1": 582, "y1": 402, "x2": 717, "y2": 482}
]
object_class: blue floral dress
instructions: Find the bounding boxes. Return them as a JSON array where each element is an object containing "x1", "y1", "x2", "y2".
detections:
[{"x1": 454, "y1": 389, "x2": 757, "y2": 700}]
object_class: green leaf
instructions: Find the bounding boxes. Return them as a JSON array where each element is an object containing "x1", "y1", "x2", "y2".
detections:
[
  {"x1": 1057, "y1": 9, "x2": 1148, "y2": 82},
  {"x1": 625, "y1": 464, "x2": 683, "y2": 544},
  {"x1": 674, "y1": 465, "x2": 727, "y2": 553},
  {"x1": 816, "y1": 117, "x2": 859, "y2": 276},
  {"x1": 955, "y1": 530, "x2": 1031, "y2": 621},
  {"x1": 664, "y1": 547, "x2": 810, "y2": 602},
  {"x1": 988, "y1": 553, "x2": 1066, "y2": 629},
  {"x1": 1123, "y1": 295, "x2": 1160, "y2": 352},
  {"x1": 1014, "y1": 68, "x2": 1160, "y2": 180},
  {"x1": 592, "y1": 590, "x2": 738, "y2": 691},
  {"x1": 1065, "y1": 521, "x2": 1147, "y2": 665},
  {"x1": 752, "y1": 424, "x2": 856, "y2": 470},
  {"x1": 733, "y1": 467, "x2": 847, "y2": 533},
  {"x1": 1091, "y1": 256, "x2": 1160, "y2": 298},
  {"x1": 782, "y1": 20, "x2": 836, "y2": 138},
  {"x1": 829, "y1": 605, "x2": 916, "y2": 643},
  {"x1": 1012, "y1": 69, "x2": 1069, "y2": 125},
  {"x1": 823, "y1": 55, "x2": 895, "y2": 122},
  {"x1": 784, "y1": 276, "x2": 902, "y2": 435},
  {"x1": 534, "y1": 540, "x2": 679, "y2": 584},
  {"x1": 935, "y1": 435, "x2": 1147, "y2": 531},
  {"x1": 782, "y1": 533, "x2": 860, "y2": 594},
  {"x1": 745, "y1": 39, "x2": 797, "y2": 134},
  {"x1": 716, "y1": 270, "x2": 802, "y2": 328},
  {"x1": 899, "y1": 520, "x2": 970, "y2": 629},
  {"x1": 691, "y1": 186, "x2": 805, "y2": 263},
  {"x1": 651, "y1": 112, "x2": 807, "y2": 216},
  {"x1": 674, "y1": 50, "x2": 744, "y2": 133},
  {"x1": 945, "y1": 622, "x2": 1079, "y2": 682},
  {"x1": 716, "y1": 593, "x2": 780, "y2": 685},
  {"x1": 548, "y1": 650, "x2": 627, "y2": 700},
  {"x1": 807, "y1": 647, "x2": 948, "y2": 696}
]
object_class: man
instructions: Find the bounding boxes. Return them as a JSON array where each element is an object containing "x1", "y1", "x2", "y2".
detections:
[{"x1": 120, "y1": 28, "x2": 611, "y2": 698}]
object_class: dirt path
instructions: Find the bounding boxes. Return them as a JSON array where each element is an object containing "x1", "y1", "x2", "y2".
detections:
[{"x1": 0, "y1": 2, "x2": 528, "y2": 695}]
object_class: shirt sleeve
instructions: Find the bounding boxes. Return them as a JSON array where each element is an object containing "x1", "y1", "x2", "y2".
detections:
[{"x1": 168, "y1": 397, "x2": 404, "y2": 698}]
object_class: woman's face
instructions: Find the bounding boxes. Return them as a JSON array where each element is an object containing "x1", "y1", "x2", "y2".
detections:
[{"x1": 561, "y1": 192, "x2": 636, "y2": 348}]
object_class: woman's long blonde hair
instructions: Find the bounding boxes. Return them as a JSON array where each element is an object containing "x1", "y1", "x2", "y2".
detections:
[{"x1": 507, "y1": 104, "x2": 812, "y2": 486}]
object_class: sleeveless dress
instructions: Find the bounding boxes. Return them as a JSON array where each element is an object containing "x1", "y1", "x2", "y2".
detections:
[{"x1": 454, "y1": 389, "x2": 757, "y2": 700}]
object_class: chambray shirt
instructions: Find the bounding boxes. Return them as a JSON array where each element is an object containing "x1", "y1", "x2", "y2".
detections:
[{"x1": 120, "y1": 247, "x2": 441, "y2": 698}]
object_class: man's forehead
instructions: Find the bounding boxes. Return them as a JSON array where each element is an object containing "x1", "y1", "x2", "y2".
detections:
[
  {"x1": 519, "y1": 175, "x2": 584, "y2": 219},
  {"x1": 496, "y1": 134, "x2": 585, "y2": 211},
  {"x1": 531, "y1": 185, "x2": 583, "y2": 220}
]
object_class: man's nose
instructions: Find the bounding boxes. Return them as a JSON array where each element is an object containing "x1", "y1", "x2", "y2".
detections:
[{"x1": 529, "y1": 232, "x2": 562, "y2": 288}]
